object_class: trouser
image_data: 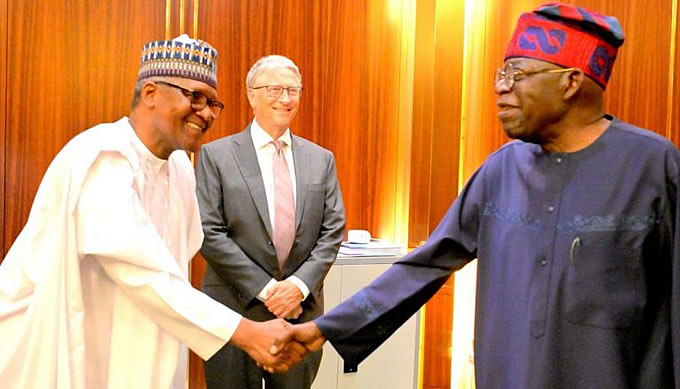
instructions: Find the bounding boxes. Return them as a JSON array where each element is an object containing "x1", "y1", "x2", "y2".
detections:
[{"x1": 204, "y1": 342, "x2": 322, "y2": 389}]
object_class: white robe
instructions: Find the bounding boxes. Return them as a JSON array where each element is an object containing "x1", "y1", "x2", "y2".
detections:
[{"x1": 0, "y1": 118, "x2": 241, "y2": 389}]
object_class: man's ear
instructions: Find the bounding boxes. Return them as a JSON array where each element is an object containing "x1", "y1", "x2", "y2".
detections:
[
  {"x1": 563, "y1": 68, "x2": 585, "y2": 100},
  {"x1": 246, "y1": 87, "x2": 257, "y2": 109},
  {"x1": 140, "y1": 81, "x2": 159, "y2": 108}
]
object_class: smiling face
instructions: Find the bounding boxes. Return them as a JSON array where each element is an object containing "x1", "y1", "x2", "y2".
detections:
[
  {"x1": 150, "y1": 77, "x2": 218, "y2": 157},
  {"x1": 495, "y1": 58, "x2": 567, "y2": 144},
  {"x1": 247, "y1": 67, "x2": 301, "y2": 139}
]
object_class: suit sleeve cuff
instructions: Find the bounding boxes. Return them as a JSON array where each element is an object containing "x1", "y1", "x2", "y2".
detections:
[{"x1": 286, "y1": 276, "x2": 310, "y2": 300}]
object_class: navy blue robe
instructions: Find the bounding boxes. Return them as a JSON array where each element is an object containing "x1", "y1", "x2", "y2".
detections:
[{"x1": 316, "y1": 116, "x2": 680, "y2": 388}]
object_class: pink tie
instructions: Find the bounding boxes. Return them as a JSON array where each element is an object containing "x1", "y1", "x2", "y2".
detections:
[{"x1": 272, "y1": 140, "x2": 295, "y2": 269}]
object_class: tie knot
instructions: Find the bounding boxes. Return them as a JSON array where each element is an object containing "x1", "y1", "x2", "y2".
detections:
[{"x1": 272, "y1": 140, "x2": 286, "y2": 153}]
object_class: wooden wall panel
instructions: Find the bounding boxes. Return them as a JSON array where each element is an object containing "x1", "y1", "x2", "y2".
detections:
[
  {"x1": 416, "y1": 1, "x2": 466, "y2": 388},
  {"x1": 1, "y1": 0, "x2": 7, "y2": 260},
  {"x1": 167, "y1": 0, "x2": 184, "y2": 39},
  {"x1": 569, "y1": 0, "x2": 674, "y2": 135},
  {"x1": 408, "y1": 0, "x2": 436, "y2": 248},
  {"x1": 196, "y1": 0, "x2": 322, "y2": 143},
  {"x1": 196, "y1": 0, "x2": 408, "y2": 239},
  {"x1": 429, "y1": 0, "x2": 466, "y2": 229},
  {"x1": 459, "y1": 1, "x2": 528, "y2": 180},
  {"x1": 3, "y1": 0, "x2": 166, "y2": 254},
  {"x1": 363, "y1": 0, "x2": 411, "y2": 241}
]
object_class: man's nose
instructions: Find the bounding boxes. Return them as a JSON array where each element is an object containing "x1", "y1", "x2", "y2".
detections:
[
  {"x1": 278, "y1": 89, "x2": 292, "y2": 103},
  {"x1": 494, "y1": 79, "x2": 511, "y2": 95},
  {"x1": 196, "y1": 105, "x2": 216, "y2": 123}
]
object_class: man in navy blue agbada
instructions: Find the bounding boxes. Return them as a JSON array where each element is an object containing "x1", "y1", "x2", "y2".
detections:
[{"x1": 273, "y1": 3, "x2": 680, "y2": 388}]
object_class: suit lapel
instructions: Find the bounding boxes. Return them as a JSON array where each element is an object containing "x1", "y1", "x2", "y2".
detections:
[
  {"x1": 291, "y1": 134, "x2": 310, "y2": 230},
  {"x1": 232, "y1": 127, "x2": 274, "y2": 239}
]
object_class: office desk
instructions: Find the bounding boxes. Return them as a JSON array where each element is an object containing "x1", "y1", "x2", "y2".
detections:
[{"x1": 312, "y1": 255, "x2": 420, "y2": 389}]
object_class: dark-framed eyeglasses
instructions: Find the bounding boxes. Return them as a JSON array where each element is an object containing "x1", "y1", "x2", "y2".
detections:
[
  {"x1": 494, "y1": 63, "x2": 577, "y2": 90},
  {"x1": 155, "y1": 81, "x2": 224, "y2": 115},
  {"x1": 250, "y1": 85, "x2": 303, "y2": 99}
]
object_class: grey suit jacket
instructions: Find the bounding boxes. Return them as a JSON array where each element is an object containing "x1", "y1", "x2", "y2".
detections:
[{"x1": 196, "y1": 125, "x2": 346, "y2": 322}]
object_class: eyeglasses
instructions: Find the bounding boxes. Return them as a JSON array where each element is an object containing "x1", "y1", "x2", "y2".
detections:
[
  {"x1": 250, "y1": 85, "x2": 303, "y2": 99},
  {"x1": 155, "y1": 81, "x2": 224, "y2": 115},
  {"x1": 494, "y1": 63, "x2": 577, "y2": 90}
]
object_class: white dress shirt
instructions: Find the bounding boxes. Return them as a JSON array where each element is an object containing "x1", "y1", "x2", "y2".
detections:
[{"x1": 250, "y1": 119, "x2": 310, "y2": 301}]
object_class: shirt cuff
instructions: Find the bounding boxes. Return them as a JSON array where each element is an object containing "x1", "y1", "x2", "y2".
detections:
[
  {"x1": 286, "y1": 276, "x2": 310, "y2": 300},
  {"x1": 256, "y1": 278, "x2": 278, "y2": 301}
]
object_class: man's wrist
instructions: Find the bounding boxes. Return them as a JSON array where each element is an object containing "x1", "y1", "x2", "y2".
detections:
[
  {"x1": 286, "y1": 276, "x2": 309, "y2": 300},
  {"x1": 230, "y1": 317, "x2": 253, "y2": 350},
  {"x1": 257, "y1": 278, "x2": 278, "y2": 301}
]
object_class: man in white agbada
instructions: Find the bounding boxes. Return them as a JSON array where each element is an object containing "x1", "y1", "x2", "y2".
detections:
[{"x1": 0, "y1": 35, "x2": 304, "y2": 388}]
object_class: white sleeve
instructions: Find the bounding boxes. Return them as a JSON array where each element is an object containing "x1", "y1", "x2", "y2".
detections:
[
  {"x1": 257, "y1": 278, "x2": 278, "y2": 301},
  {"x1": 75, "y1": 151, "x2": 241, "y2": 360}
]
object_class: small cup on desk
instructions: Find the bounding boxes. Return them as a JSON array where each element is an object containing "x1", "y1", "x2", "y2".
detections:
[{"x1": 347, "y1": 230, "x2": 371, "y2": 244}]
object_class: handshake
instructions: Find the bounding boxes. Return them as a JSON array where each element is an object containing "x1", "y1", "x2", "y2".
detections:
[{"x1": 230, "y1": 318, "x2": 327, "y2": 372}]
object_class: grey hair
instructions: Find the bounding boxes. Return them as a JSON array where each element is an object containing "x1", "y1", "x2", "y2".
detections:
[
  {"x1": 130, "y1": 76, "x2": 169, "y2": 109},
  {"x1": 245, "y1": 55, "x2": 302, "y2": 88}
]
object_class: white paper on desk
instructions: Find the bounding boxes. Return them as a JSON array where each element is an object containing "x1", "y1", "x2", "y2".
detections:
[{"x1": 339, "y1": 240, "x2": 402, "y2": 256}]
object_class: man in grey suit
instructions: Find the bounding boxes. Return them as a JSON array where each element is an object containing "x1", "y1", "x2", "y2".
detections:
[{"x1": 196, "y1": 55, "x2": 346, "y2": 389}]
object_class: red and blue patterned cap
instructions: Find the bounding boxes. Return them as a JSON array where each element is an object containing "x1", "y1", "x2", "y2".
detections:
[
  {"x1": 137, "y1": 34, "x2": 218, "y2": 89},
  {"x1": 505, "y1": 3, "x2": 624, "y2": 89}
]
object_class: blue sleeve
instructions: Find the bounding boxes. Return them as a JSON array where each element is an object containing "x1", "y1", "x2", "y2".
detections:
[
  {"x1": 315, "y1": 166, "x2": 484, "y2": 366},
  {"x1": 668, "y1": 149, "x2": 680, "y2": 387}
]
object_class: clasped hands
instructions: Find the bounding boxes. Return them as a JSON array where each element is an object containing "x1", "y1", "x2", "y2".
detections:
[
  {"x1": 230, "y1": 318, "x2": 327, "y2": 373},
  {"x1": 264, "y1": 280, "x2": 303, "y2": 319}
]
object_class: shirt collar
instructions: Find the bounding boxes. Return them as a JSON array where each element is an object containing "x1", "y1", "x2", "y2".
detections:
[{"x1": 251, "y1": 118, "x2": 292, "y2": 150}]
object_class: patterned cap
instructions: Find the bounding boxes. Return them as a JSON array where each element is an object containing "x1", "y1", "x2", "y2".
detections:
[
  {"x1": 504, "y1": 3, "x2": 624, "y2": 89},
  {"x1": 137, "y1": 34, "x2": 218, "y2": 89}
]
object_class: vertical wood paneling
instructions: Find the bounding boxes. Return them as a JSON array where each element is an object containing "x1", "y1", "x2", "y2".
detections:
[
  {"x1": 188, "y1": 0, "x2": 199, "y2": 37},
  {"x1": 392, "y1": 0, "x2": 416, "y2": 249},
  {"x1": 459, "y1": 1, "x2": 526, "y2": 180},
  {"x1": 570, "y1": 0, "x2": 674, "y2": 135},
  {"x1": 420, "y1": 1, "x2": 467, "y2": 388},
  {"x1": 3, "y1": 0, "x2": 166, "y2": 254},
  {"x1": 408, "y1": 3, "x2": 438, "y2": 388},
  {"x1": 1, "y1": 0, "x2": 7, "y2": 260},
  {"x1": 196, "y1": 0, "x2": 319, "y2": 143},
  {"x1": 408, "y1": 0, "x2": 436, "y2": 248},
  {"x1": 195, "y1": 0, "x2": 408, "y2": 240},
  {"x1": 166, "y1": 0, "x2": 182, "y2": 38},
  {"x1": 429, "y1": 0, "x2": 466, "y2": 225},
  {"x1": 363, "y1": 1, "x2": 409, "y2": 240}
]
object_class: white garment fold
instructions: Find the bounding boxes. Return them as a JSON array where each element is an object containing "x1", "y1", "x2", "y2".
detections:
[{"x1": 0, "y1": 118, "x2": 241, "y2": 389}]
